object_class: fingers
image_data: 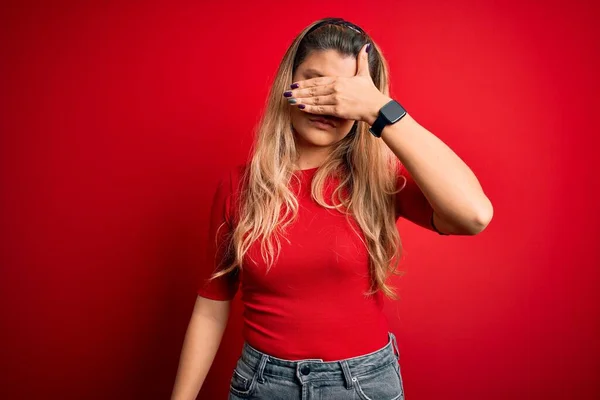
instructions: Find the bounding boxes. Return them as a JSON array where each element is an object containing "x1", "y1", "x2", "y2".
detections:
[
  {"x1": 292, "y1": 103, "x2": 339, "y2": 115},
  {"x1": 284, "y1": 82, "x2": 337, "y2": 109},
  {"x1": 289, "y1": 76, "x2": 335, "y2": 89},
  {"x1": 284, "y1": 83, "x2": 335, "y2": 100},
  {"x1": 356, "y1": 43, "x2": 371, "y2": 77},
  {"x1": 287, "y1": 94, "x2": 337, "y2": 107}
]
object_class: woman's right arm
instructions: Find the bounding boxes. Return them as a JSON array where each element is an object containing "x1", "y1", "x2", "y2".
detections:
[{"x1": 170, "y1": 295, "x2": 231, "y2": 400}]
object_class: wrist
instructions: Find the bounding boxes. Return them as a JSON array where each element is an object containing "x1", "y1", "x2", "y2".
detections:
[{"x1": 365, "y1": 95, "x2": 393, "y2": 126}]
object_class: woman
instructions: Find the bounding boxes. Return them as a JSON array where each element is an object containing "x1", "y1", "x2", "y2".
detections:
[{"x1": 171, "y1": 17, "x2": 493, "y2": 400}]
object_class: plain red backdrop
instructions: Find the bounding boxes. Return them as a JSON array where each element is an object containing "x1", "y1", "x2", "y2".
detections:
[{"x1": 1, "y1": 0, "x2": 598, "y2": 399}]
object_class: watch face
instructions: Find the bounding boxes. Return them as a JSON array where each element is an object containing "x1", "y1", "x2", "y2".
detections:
[{"x1": 381, "y1": 100, "x2": 406, "y2": 123}]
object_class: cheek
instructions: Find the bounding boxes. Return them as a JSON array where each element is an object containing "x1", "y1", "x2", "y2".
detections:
[
  {"x1": 290, "y1": 107, "x2": 304, "y2": 124},
  {"x1": 338, "y1": 120, "x2": 356, "y2": 133}
]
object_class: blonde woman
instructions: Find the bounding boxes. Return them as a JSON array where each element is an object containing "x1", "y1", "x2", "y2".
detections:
[{"x1": 171, "y1": 17, "x2": 493, "y2": 400}]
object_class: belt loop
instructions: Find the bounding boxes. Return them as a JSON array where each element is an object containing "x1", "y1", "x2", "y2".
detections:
[
  {"x1": 340, "y1": 360, "x2": 354, "y2": 390},
  {"x1": 390, "y1": 332, "x2": 400, "y2": 361},
  {"x1": 256, "y1": 354, "x2": 269, "y2": 383}
]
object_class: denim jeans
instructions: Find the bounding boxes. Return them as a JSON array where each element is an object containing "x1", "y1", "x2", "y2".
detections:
[{"x1": 228, "y1": 331, "x2": 405, "y2": 399}]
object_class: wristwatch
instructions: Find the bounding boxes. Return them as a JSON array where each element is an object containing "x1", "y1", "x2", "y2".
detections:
[{"x1": 369, "y1": 99, "x2": 407, "y2": 138}]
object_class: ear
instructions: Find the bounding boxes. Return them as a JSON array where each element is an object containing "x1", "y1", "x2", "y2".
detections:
[{"x1": 356, "y1": 43, "x2": 371, "y2": 77}]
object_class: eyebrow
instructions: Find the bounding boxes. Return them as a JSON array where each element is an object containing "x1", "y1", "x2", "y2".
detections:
[{"x1": 302, "y1": 68, "x2": 325, "y2": 78}]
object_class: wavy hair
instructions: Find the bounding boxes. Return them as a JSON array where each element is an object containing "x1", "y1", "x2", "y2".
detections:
[{"x1": 209, "y1": 18, "x2": 406, "y2": 300}]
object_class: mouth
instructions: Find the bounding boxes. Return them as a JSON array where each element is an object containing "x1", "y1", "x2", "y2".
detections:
[{"x1": 308, "y1": 116, "x2": 337, "y2": 128}]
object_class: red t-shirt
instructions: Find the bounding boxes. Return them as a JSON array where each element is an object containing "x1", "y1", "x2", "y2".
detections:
[{"x1": 197, "y1": 162, "x2": 433, "y2": 361}]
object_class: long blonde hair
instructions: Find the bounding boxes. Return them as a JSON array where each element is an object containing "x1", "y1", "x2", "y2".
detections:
[{"x1": 209, "y1": 18, "x2": 406, "y2": 300}]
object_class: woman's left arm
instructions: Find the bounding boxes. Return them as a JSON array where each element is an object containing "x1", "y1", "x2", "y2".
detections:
[
  {"x1": 366, "y1": 103, "x2": 494, "y2": 235},
  {"x1": 288, "y1": 43, "x2": 493, "y2": 235}
]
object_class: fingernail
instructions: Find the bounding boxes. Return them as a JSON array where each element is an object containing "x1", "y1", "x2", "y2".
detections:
[
  {"x1": 283, "y1": 91, "x2": 293, "y2": 97},
  {"x1": 298, "y1": 104, "x2": 305, "y2": 109},
  {"x1": 366, "y1": 43, "x2": 371, "y2": 53},
  {"x1": 288, "y1": 98, "x2": 297, "y2": 104},
  {"x1": 291, "y1": 83, "x2": 299, "y2": 89}
]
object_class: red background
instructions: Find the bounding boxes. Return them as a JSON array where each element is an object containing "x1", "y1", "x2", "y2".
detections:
[{"x1": 1, "y1": 1, "x2": 598, "y2": 399}]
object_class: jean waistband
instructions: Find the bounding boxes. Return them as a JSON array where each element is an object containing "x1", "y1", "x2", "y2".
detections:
[{"x1": 239, "y1": 331, "x2": 400, "y2": 387}]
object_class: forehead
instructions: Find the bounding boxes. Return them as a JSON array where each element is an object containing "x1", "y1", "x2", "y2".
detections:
[{"x1": 295, "y1": 50, "x2": 357, "y2": 78}]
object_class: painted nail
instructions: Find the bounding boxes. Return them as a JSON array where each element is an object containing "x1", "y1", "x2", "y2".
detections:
[
  {"x1": 288, "y1": 98, "x2": 297, "y2": 104},
  {"x1": 366, "y1": 43, "x2": 371, "y2": 53},
  {"x1": 291, "y1": 83, "x2": 299, "y2": 89},
  {"x1": 283, "y1": 91, "x2": 293, "y2": 97},
  {"x1": 298, "y1": 104, "x2": 305, "y2": 109}
]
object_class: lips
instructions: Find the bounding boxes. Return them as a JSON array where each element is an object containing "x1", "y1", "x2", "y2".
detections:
[{"x1": 309, "y1": 117, "x2": 336, "y2": 127}]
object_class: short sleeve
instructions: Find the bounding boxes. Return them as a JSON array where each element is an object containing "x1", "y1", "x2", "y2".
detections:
[
  {"x1": 394, "y1": 162, "x2": 435, "y2": 230},
  {"x1": 197, "y1": 167, "x2": 240, "y2": 301}
]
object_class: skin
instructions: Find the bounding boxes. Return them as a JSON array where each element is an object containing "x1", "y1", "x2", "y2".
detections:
[
  {"x1": 289, "y1": 49, "x2": 358, "y2": 170},
  {"x1": 285, "y1": 43, "x2": 494, "y2": 235}
]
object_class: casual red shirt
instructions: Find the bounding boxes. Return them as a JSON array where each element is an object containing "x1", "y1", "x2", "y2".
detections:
[{"x1": 197, "y1": 162, "x2": 433, "y2": 361}]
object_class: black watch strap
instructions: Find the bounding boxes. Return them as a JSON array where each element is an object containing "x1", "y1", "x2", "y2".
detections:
[
  {"x1": 370, "y1": 114, "x2": 389, "y2": 138},
  {"x1": 369, "y1": 99, "x2": 407, "y2": 138}
]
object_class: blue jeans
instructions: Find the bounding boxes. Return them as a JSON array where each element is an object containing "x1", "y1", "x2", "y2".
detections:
[{"x1": 228, "y1": 331, "x2": 405, "y2": 399}]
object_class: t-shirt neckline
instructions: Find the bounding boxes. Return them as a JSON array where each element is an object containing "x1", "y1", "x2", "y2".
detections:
[{"x1": 295, "y1": 166, "x2": 319, "y2": 172}]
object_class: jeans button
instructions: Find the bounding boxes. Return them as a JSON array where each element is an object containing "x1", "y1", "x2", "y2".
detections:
[{"x1": 300, "y1": 365, "x2": 310, "y2": 375}]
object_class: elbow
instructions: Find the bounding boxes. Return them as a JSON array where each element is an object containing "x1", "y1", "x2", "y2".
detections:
[
  {"x1": 437, "y1": 197, "x2": 494, "y2": 236},
  {"x1": 468, "y1": 200, "x2": 494, "y2": 235}
]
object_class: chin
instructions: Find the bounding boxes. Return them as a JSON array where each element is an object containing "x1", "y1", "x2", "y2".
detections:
[
  {"x1": 295, "y1": 125, "x2": 344, "y2": 146},
  {"x1": 297, "y1": 133, "x2": 335, "y2": 147}
]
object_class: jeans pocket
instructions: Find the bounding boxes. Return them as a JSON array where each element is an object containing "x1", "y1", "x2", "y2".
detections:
[
  {"x1": 354, "y1": 362, "x2": 404, "y2": 400},
  {"x1": 229, "y1": 359, "x2": 257, "y2": 398},
  {"x1": 393, "y1": 360, "x2": 406, "y2": 398}
]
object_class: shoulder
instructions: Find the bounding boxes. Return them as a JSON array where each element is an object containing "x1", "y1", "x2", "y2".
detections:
[
  {"x1": 393, "y1": 159, "x2": 410, "y2": 189},
  {"x1": 231, "y1": 162, "x2": 249, "y2": 186},
  {"x1": 214, "y1": 162, "x2": 249, "y2": 193},
  {"x1": 212, "y1": 163, "x2": 249, "y2": 224}
]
